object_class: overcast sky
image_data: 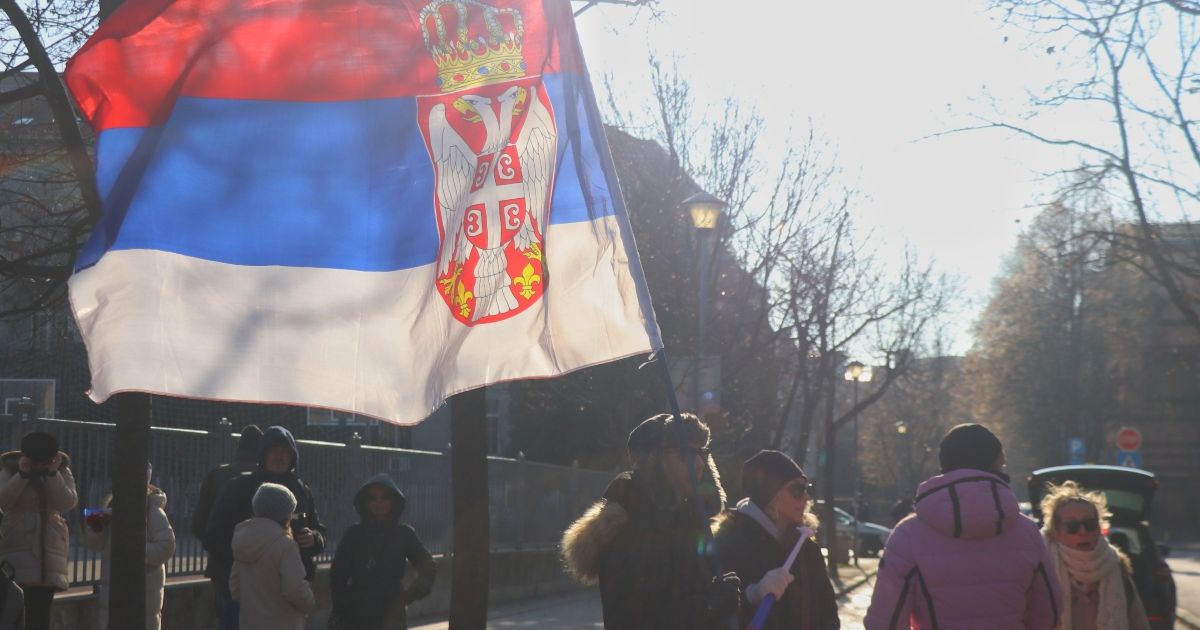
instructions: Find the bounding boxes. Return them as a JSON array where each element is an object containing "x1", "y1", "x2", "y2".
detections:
[{"x1": 573, "y1": 0, "x2": 1080, "y2": 355}]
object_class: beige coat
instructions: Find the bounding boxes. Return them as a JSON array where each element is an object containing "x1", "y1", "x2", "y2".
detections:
[
  {"x1": 230, "y1": 517, "x2": 314, "y2": 630},
  {"x1": 0, "y1": 451, "x2": 78, "y2": 590},
  {"x1": 81, "y1": 487, "x2": 176, "y2": 630}
]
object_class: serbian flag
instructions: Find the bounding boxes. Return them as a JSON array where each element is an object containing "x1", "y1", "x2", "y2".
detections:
[{"x1": 64, "y1": 0, "x2": 661, "y2": 423}]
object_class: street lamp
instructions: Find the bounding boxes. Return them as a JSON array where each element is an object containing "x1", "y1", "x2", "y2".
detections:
[
  {"x1": 895, "y1": 420, "x2": 909, "y2": 498},
  {"x1": 683, "y1": 191, "x2": 726, "y2": 415},
  {"x1": 843, "y1": 360, "x2": 873, "y2": 566}
]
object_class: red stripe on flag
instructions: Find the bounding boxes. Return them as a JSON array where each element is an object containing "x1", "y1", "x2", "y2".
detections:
[{"x1": 66, "y1": 0, "x2": 583, "y2": 131}]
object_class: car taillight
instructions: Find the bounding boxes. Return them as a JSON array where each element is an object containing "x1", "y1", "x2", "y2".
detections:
[
  {"x1": 1156, "y1": 565, "x2": 1172, "y2": 579},
  {"x1": 1147, "y1": 616, "x2": 1164, "y2": 622}
]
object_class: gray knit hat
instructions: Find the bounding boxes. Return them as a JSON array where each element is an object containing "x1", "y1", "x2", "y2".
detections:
[{"x1": 252, "y1": 483, "x2": 297, "y2": 524}]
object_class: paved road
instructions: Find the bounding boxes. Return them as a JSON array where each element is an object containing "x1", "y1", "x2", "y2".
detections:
[
  {"x1": 409, "y1": 562, "x2": 879, "y2": 630},
  {"x1": 1168, "y1": 545, "x2": 1200, "y2": 628}
]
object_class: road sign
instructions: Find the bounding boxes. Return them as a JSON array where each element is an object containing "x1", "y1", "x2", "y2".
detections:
[
  {"x1": 1116, "y1": 426, "x2": 1142, "y2": 452},
  {"x1": 1067, "y1": 438, "x2": 1085, "y2": 465},
  {"x1": 1116, "y1": 451, "x2": 1142, "y2": 469}
]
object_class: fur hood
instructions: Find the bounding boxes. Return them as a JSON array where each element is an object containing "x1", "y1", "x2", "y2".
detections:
[
  {"x1": 0, "y1": 450, "x2": 71, "y2": 474},
  {"x1": 561, "y1": 464, "x2": 726, "y2": 585}
]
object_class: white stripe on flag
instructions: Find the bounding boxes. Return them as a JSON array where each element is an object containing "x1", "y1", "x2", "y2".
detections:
[{"x1": 70, "y1": 216, "x2": 659, "y2": 424}]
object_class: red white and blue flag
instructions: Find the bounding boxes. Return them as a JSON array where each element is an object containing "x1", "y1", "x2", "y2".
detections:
[{"x1": 64, "y1": 0, "x2": 661, "y2": 423}]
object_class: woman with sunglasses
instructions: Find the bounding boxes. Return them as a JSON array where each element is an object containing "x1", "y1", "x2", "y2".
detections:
[
  {"x1": 713, "y1": 450, "x2": 840, "y2": 630},
  {"x1": 1040, "y1": 481, "x2": 1149, "y2": 630}
]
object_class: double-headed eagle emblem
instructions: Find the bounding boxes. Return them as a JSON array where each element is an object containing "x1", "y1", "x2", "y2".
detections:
[{"x1": 420, "y1": 0, "x2": 557, "y2": 325}]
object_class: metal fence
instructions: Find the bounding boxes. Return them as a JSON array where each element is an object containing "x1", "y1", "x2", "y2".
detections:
[{"x1": 0, "y1": 414, "x2": 614, "y2": 587}]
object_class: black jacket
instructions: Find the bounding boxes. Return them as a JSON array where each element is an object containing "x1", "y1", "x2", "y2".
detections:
[
  {"x1": 714, "y1": 508, "x2": 839, "y2": 630},
  {"x1": 562, "y1": 470, "x2": 727, "y2": 630},
  {"x1": 329, "y1": 475, "x2": 435, "y2": 630},
  {"x1": 203, "y1": 427, "x2": 326, "y2": 581}
]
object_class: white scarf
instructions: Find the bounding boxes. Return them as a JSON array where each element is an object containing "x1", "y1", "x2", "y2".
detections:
[{"x1": 1046, "y1": 535, "x2": 1128, "y2": 630}]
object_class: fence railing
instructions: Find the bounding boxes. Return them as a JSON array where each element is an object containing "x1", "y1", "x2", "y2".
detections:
[{"x1": 0, "y1": 414, "x2": 614, "y2": 587}]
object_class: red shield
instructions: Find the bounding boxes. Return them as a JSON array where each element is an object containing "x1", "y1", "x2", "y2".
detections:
[{"x1": 419, "y1": 77, "x2": 555, "y2": 326}]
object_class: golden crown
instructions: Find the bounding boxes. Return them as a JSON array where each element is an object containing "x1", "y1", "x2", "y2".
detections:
[{"x1": 420, "y1": 0, "x2": 526, "y2": 93}]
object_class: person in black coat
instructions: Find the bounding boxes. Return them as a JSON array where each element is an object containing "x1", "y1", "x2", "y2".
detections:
[
  {"x1": 714, "y1": 450, "x2": 839, "y2": 630},
  {"x1": 329, "y1": 474, "x2": 435, "y2": 630},
  {"x1": 561, "y1": 413, "x2": 740, "y2": 630},
  {"x1": 204, "y1": 426, "x2": 326, "y2": 630}
]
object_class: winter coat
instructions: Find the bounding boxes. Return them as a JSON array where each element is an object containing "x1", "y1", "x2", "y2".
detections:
[
  {"x1": 204, "y1": 427, "x2": 326, "y2": 582},
  {"x1": 562, "y1": 469, "x2": 727, "y2": 630},
  {"x1": 0, "y1": 451, "x2": 78, "y2": 591},
  {"x1": 229, "y1": 517, "x2": 315, "y2": 630},
  {"x1": 864, "y1": 469, "x2": 1063, "y2": 630},
  {"x1": 81, "y1": 487, "x2": 176, "y2": 630},
  {"x1": 191, "y1": 458, "x2": 256, "y2": 540},
  {"x1": 329, "y1": 475, "x2": 436, "y2": 630},
  {"x1": 714, "y1": 505, "x2": 840, "y2": 630}
]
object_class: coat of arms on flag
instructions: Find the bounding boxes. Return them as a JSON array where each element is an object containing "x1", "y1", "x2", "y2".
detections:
[
  {"x1": 62, "y1": 0, "x2": 662, "y2": 423},
  {"x1": 419, "y1": 0, "x2": 556, "y2": 324}
]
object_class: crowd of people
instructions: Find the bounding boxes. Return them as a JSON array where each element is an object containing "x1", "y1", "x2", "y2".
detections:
[
  {"x1": 565, "y1": 415, "x2": 1151, "y2": 630},
  {"x1": 0, "y1": 425, "x2": 435, "y2": 630},
  {"x1": 0, "y1": 416, "x2": 1152, "y2": 630}
]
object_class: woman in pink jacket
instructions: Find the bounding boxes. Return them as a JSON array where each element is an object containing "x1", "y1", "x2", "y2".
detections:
[{"x1": 864, "y1": 423, "x2": 1063, "y2": 630}]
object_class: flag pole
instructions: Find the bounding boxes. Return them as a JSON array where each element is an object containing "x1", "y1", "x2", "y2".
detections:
[
  {"x1": 109, "y1": 392, "x2": 151, "y2": 630},
  {"x1": 448, "y1": 387, "x2": 490, "y2": 629},
  {"x1": 655, "y1": 349, "x2": 739, "y2": 630}
]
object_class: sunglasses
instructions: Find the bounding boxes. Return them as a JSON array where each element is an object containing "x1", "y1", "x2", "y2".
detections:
[
  {"x1": 786, "y1": 481, "x2": 815, "y2": 500},
  {"x1": 1061, "y1": 518, "x2": 1099, "y2": 534}
]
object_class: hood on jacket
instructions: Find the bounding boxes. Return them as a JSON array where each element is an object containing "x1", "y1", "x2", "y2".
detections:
[
  {"x1": 257, "y1": 426, "x2": 299, "y2": 472},
  {"x1": 913, "y1": 468, "x2": 1021, "y2": 540},
  {"x1": 1, "y1": 450, "x2": 72, "y2": 473},
  {"x1": 352, "y1": 474, "x2": 407, "y2": 523},
  {"x1": 561, "y1": 468, "x2": 726, "y2": 585},
  {"x1": 232, "y1": 517, "x2": 289, "y2": 563}
]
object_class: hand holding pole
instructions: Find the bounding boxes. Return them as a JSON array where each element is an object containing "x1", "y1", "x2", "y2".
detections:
[{"x1": 746, "y1": 526, "x2": 815, "y2": 630}]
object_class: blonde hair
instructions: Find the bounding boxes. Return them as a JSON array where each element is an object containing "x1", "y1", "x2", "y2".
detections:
[{"x1": 1039, "y1": 480, "x2": 1111, "y2": 535}]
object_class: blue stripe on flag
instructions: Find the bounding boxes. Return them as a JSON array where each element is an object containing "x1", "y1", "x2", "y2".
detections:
[{"x1": 77, "y1": 73, "x2": 616, "y2": 272}]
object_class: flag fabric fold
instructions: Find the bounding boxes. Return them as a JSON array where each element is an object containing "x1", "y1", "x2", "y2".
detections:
[{"x1": 64, "y1": 0, "x2": 661, "y2": 424}]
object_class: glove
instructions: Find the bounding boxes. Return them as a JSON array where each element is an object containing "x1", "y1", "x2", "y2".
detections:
[
  {"x1": 706, "y1": 572, "x2": 741, "y2": 618},
  {"x1": 745, "y1": 567, "x2": 793, "y2": 604}
]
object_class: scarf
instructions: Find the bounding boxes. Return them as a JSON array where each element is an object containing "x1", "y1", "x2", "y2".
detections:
[{"x1": 1046, "y1": 535, "x2": 1128, "y2": 630}]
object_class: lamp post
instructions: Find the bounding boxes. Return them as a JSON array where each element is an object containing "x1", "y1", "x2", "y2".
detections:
[
  {"x1": 843, "y1": 360, "x2": 872, "y2": 566},
  {"x1": 683, "y1": 191, "x2": 726, "y2": 416},
  {"x1": 895, "y1": 420, "x2": 909, "y2": 498}
]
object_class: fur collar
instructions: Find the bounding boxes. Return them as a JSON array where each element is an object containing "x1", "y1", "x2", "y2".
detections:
[{"x1": 561, "y1": 497, "x2": 627, "y2": 585}]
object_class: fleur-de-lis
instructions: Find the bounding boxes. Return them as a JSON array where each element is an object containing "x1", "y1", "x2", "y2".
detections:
[
  {"x1": 512, "y1": 263, "x2": 541, "y2": 300},
  {"x1": 455, "y1": 282, "x2": 474, "y2": 318}
]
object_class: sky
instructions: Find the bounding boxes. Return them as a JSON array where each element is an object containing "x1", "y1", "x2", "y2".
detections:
[{"x1": 571, "y1": 0, "x2": 1081, "y2": 355}]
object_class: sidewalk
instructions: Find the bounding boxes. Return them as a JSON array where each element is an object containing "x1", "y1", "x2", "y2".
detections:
[{"x1": 406, "y1": 558, "x2": 880, "y2": 630}]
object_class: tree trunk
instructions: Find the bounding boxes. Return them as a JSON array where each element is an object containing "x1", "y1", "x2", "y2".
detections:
[
  {"x1": 449, "y1": 388, "x2": 490, "y2": 629},
  {"x1": 110, "y1": 392, "x2": 150, "y2": 630}
]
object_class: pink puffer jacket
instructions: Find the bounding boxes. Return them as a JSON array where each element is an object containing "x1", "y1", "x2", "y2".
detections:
[{"x1": 864, "y1": 469, "x2": 1062, "y2": 630}]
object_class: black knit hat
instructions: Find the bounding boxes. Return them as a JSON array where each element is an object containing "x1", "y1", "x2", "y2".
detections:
[
  {"x1": 20, "y1": 431, "x2": 58, "y2": 463},
  {"x1": 939, "y1": 423, "x2": 1003, "y2": 473},
  {"x1": 237, "y1": 425, "x2": 263, "y2": 455},
  {"x1": 742, "y1": 450, "x2": 805, "y2": 508}
]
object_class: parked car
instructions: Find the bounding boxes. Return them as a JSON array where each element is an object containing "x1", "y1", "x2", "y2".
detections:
[
  {"x1": 1028, "y1": 465, "x2": 1176, "y2": 630},
  {"x1": 815, "y1": 501, "x2": 892, "y2": 557}
]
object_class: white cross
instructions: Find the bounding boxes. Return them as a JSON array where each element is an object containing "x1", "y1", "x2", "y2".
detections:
[{"x1": 465, "y1": 156, "x2": 524, "y2": 250}]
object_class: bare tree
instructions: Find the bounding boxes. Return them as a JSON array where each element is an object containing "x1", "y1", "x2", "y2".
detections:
[
  {"x1": 986, "y1": 0, "x2": 1200, "y2": 334},
  {"x1": 0, "y1": 0, "x2": 99, "y2": 316}
]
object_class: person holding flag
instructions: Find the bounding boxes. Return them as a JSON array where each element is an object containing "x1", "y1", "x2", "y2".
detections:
[
  {"x1": 561, "y1": 413, "x2": 741, "y2": 629},
  {"x1": 715, "y1": 450, "x2": 840, "y2": 630}
]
